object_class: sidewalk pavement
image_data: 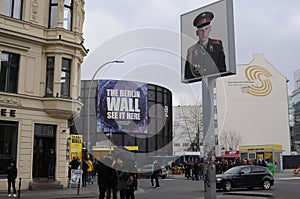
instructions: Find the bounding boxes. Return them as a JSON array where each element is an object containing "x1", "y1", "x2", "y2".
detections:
[
  {"x1": 0, "y1": 184, "x2": 272, "y2": 199},
  {"x1": 0, "y1": 183, "x2": 100, "y2": 199},
  {"x1": 0, "y1": 169, "x2": 296, "y2": 199}
]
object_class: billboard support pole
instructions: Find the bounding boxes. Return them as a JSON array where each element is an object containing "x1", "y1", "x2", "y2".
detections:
[
  {"x1": 87, "y1": 60, "x2": 124, "y2": 154},
  {"x1": 202, "y1": 76, "x2": 216, "y2": 199},
  {"x1": 109, "y1": 129, "x2": 112, "y2": 155}
]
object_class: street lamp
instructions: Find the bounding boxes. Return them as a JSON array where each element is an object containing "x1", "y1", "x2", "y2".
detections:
[{"x1": 87, "y1": 60, "x2": 124, "y2": 154}]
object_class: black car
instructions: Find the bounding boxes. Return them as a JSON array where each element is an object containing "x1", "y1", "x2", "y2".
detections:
[{"x1": 216, "y1": 165, "x2": 274, "y2": 191}]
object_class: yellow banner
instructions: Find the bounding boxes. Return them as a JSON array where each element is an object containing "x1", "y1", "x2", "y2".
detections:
[
  {"x1": 92, "y1": 146, "x2": 138, "y2": 151},
  {"x1": 69, "y1": 134, "x2": 83, "y2": 162},
  {"x1": 239, "y1": 144, "x2": 282, "y2": 152}
]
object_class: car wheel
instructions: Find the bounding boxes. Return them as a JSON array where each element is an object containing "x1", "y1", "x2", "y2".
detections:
[
  {"x1": 161, "y1": 175, "x2": 166, "y2": 179},
  {"x1": 262, "y1": 180, "x2": 271, "y2": 190},
  {"x1": 223, "y1": 181, "x2": 232, "y2": 191}
]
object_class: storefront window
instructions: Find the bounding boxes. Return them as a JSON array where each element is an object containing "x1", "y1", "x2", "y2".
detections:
[
  {"x1": 265, "y1": 152, "x2": 273, "y2": 164},
  {"x1": 0, "y1": 121, "x2": 18, "y2": 178}
]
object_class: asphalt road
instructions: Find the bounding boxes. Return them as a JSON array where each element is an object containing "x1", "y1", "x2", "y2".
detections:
[
  {"x1": 1, "y1": 172, "x2": 299, "y2": 199},
  {"x1": 271, "y1": 177, "x2": 300, "y2": 199},
  {"x1": 135, "y1": 175, "x2": 300, "y2": 199}
]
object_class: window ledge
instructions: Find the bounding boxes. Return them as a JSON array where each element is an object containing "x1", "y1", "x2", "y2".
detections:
[{"x1": 43, "y1": 97, "x2": 83, "y2": 119}]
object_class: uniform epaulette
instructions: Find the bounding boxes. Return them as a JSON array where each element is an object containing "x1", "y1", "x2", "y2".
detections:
[
  {"x1": 188, "y1": 44, "x2": 197, "y2": 52},
  {"x1": 211, "y1": 39, "x2": 222, "y2": 45}
]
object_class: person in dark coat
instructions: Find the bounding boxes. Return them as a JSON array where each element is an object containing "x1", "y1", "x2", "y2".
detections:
[
  {"x1": 69, "y1": 156, "x2": 80, "y2": 179},
  {"x1": 70, "y1": 156, "x2": 80, "y2": 170},
  {"x1": 7, "y1": 161, "x2": 18, "y2": 198},
  {"x1": 126, "y1": 165, "x2": 138, "y2": 199},
  {"x1": 47, "y1": 149, "x2": 56, "y2": 179},
  {"x1": 115, "y1": 159, "x2": 128, "y2": 199},
  {"x1": 96, "y1": 156, "x2": 117, "y2": 199},
  {"x1": 81, "y1": 160, "x2": 89, "y2": 187}
]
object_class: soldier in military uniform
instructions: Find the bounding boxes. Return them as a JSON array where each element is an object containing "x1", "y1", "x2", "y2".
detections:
[{"x1": 184, "y1": 11, "x2": 226, "y2": 82}]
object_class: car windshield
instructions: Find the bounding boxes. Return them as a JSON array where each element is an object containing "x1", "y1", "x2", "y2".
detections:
[{"x1": 223, "y1": 166, "x2": 241, "y2": 174}]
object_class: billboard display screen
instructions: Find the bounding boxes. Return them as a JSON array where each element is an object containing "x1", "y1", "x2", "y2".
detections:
[
  {"x1": 96, "y1": 80, "x2": 148, "y2": 133},
  {"x1": 181, "y1": 0, "x2": 236, "y2": 83}
]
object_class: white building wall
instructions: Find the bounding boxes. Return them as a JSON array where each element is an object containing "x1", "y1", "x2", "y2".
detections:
[
  {"x1": 216, "y1": 54, "x2": 291, "y2": 155},
  {"x1": 294, "y1": 69, "x2": 300, "y2": 90}
]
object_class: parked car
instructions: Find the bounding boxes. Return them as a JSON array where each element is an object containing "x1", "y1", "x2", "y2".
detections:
[
  {"x1": 138, "y1": 164, "x2": 168, "y2": 179},
  {"x1": 216, "y1": 165, "x2": 274, "y2": 191}
]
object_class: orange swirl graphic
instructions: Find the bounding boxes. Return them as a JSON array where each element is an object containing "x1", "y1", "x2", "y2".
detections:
[{"x1": 245, "y1": 66, "x2": 272, "y2": 96}]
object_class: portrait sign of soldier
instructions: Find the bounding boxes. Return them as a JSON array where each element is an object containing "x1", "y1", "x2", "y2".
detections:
[{"x1": 184, "y1": 11, "x2": 226, "y2": 81}]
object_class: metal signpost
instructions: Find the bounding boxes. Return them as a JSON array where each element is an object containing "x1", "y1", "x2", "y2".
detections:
[
  {"x1": 180, "y1": 1, "x2": 235, "y2": 198},
  {"x1": 202, "y1": 77, "x2": 217, "y2": 199},
  {"x1": 87, "y1": 60, "x2": 124, "y2": 154}
]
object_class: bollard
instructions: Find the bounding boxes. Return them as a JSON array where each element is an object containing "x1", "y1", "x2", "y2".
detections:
[
  {"x1": 77, "y1": 178, "x2": 81, "y2": 195},
  {"x1": 18, "y1": 178, "x2": 21, "y2": 198}
]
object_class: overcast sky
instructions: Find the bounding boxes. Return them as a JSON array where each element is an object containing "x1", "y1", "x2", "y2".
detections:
[{"x1": 82, "y1": 0, "x2": 300, "y2": 105}]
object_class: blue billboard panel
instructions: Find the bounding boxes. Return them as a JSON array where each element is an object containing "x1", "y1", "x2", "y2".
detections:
[{"x1": 96, "y1": 80, "x2": 148, "y2": 133}]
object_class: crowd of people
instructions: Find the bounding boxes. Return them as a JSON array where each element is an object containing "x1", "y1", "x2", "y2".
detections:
[
  {"x1": 215, "y1": 158, "x2": 269, "y2": 174},
  {"x1": 169, "y1": 158, "x2": 270, "y2": 180},
  {"x1": 181, "y1": 161, "x2": 204, "y2": 180},
  {"x1": 69, "y1": 155, "x2": 138, "y2": 199}
]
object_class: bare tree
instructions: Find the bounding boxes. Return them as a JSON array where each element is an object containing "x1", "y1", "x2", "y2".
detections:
[
  {"x1": 173, "y1": 99, "x2": 203, "y2": 152},
  {"x1": 218, "y1": 130, "x2": 242, "y2": 151}
]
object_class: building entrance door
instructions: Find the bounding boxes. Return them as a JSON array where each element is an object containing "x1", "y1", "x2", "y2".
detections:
[{"x1": 32, "y1": 124, "x2": 56, "y2": 178}]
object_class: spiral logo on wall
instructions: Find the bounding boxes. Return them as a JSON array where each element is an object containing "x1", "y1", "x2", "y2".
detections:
[{"x1": 244, "y1": 66, "x2": 272, "y2": 97}]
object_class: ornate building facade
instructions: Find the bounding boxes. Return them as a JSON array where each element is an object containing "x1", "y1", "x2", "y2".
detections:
[{"x1": 0, "y1": 0, "x2": 87, "y2": 190}]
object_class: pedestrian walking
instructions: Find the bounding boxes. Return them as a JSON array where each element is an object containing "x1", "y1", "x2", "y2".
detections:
[
  {"x1": 96, "y1": 156, "x2": 111, "y2": 199},
  {"x1": 7, "y1": 161, "x2": 18, "y2": 198},
  {"x1": 86, "y1": 157, "x2": 94, "y2": 184},
  {"x1": 185, "y1": 161, "x2": 192, "y2": 180},
  {"x1": 96, "y1": 156, "x2": 118, "y2": 199},
  {"x1": 151, "y1": 160, "x2": 162, "y2": 188},
  {"x1": 81, "y1": 159, "x2": 89, "y2": 187},
  {"x1": 192, "y1": 162, "x2": 200, "y2": 181},
  {"x1": 106, "y1": 157, "x2": 118, "y2": 199},
  {"x1": 115, "y1": 159, "x2": 128, "y2": 199}
]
